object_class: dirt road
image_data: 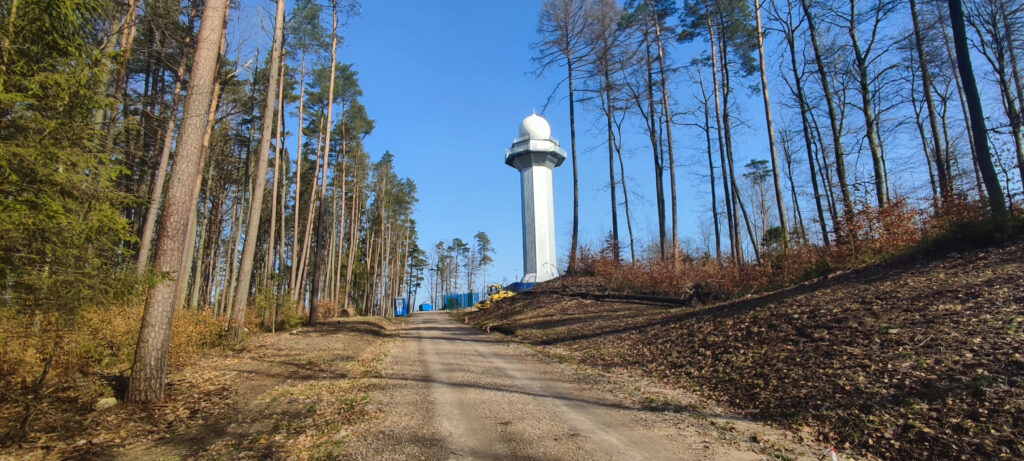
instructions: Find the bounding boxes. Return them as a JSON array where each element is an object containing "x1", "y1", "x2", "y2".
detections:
[{"x1": 344, "y1": 312, "x2": 808, "y2": 460}]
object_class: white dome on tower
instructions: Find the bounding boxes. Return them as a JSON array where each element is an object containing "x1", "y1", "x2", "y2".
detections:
[{"x1": 518, "y1": 113, "x2": 552, "y2": 140}]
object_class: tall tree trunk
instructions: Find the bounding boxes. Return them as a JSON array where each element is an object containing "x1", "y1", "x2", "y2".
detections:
[
  {"x1": 912, "y1": 79, "x2": 941, "y2": 211},
  {"x1": 190, "y1": 159, "x2": 218, "y2": 311},
  {"x1": 847, "y1": 0, "x2": 888, "y2": 208},
  {"x1": 279, "y1": 144, "x2": 289, "y2": 292},
  {"x1": 613, "y1": 116, "x2": 636, "y2": 263},
  {"x1": 911, "y1": 0, "x2": 953, "y2": 205},
  {"x1": 296, "y1": 126, "x2": 323, "y2": 305},
  {"x1": 334, "y1": 155, "x2": 347, "y2": 301},
  {"x1": 327, "y1": 185, "x2": 338, "y2": 300},
  {"x1": 642, "y1": 37, "x2": 667, "y2": 259},
  {"x1": 567, "y1": 56, "x2": 580, "y2": 275},
  {"x1": 361, "y1": 228, "x2": 377, "y2": 315},
  {"x1": 309, "y1": 5, "x2": 340, "y2": 325},
  {"x1": 808, "y1": 105, "x2": 840, "y2": 226},
  {"x1": 343, "y1": 180, "x2": 362, "y2": 313},
  {"x1": 174, "y1": 69, "x2": 224, "y2": 310},
  {"x1": 940, "y1": 12, "x2": 985, "y2": 199},
  {"x1": 295, "y1": 125, "x2": 325, "y2": 306},
  {"x1": 136, "y1": 50, "x2": 188, "y2": 273},
  {"x1": 998, "y1": 65, "x2": 1024, "y2": 187},
  {"x1": 603, "y1": 71, "x2": 619, "y2": 262},
  {"x1": 1004, "y1": 2, "x2": 1024, "y2": 189},
  {"x1": 308, "y1": 200, "x2": 326, "y2": 324},
  {"x1": 227, "y1": 0, "x2": 286, "y2": 342},
  {"x1": 127, "y1": 0, "x2": 229, "y2": 403},
  {"x1": 947, "y1": 0, "x2": 1007, "y2": 216},
  {"x1": 199, "y1": 187, "x2": 224, "y2": 310},
  {"x1": 800, "y1": 0, "x2": 854, "y2": 229},
  {"x1": 189, "y1": 191, "x2": 210, "y2": 309},
  {"x1": 648, "y1": 0, "x2": 678, "y2": 260},
  {"x1": 223, "y1": 185, "x2": 245, "y2": 316},
  {"x1": 290, "y1": 54, "x2": 308, "y2": 297},
  {"x1": 706, "y1": 15, "x2": 736, "y2": 261},
  {"x1": 754, "y1": 0, "x2": 789, "y2": 244},
  {"x1": 265, "y1": 53, "x2": 286, "y2": 288},
  {"x1": 716, "y1": 12, "x2": 745, "y2": 261},
  {"x1": 785, "y1": 29, "x2": 830, "y2": 246},
  {"x1": 703, "y1": 95, "x2": 721, "y2": 262}
]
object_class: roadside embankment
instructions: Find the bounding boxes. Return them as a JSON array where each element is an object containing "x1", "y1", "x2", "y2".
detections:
[{"x1": 470, "y1": 242, "x2": 1024, "y2": 459}]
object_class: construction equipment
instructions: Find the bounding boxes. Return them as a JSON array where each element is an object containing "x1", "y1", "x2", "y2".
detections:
[{"x1": 476, "y1": 284, "x2": 515, "y2": 309}]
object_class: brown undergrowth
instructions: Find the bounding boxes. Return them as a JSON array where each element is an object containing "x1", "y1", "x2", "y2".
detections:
[
  {"x1": 471, "y1": 237, "x2": 1024, "y2": 459},
  {"x1": 0, "y1": 302, "x2": 224, "y2": 447},
  {"x1": 0, "y1": 317, "x2": 395, "y2": 460},
  {"x1": 572, "y1": 198, "x2": 947, "y2": 302}
]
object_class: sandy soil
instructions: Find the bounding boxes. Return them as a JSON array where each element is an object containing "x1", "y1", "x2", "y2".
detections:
[{"x1": 343, "y1": 312, "x2": 819, "y2": 460}]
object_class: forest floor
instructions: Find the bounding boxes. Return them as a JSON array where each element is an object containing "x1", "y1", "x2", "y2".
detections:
[
  {"x1": 1, "y1": 317, "x2": 398, "y2": 461},
  {"x1": 468, "y1": 240, "x2": 1024, "y2": 460}
]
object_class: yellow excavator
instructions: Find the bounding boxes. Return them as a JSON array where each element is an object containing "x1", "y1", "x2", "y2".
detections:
[{"x1": 475, "y1": 284, "x2": 515, "y2": 309}]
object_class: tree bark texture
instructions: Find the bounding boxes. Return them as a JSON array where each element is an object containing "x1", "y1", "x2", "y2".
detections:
[{"x1": 127, "y1": 0, "x2": 229, "y2": 403}]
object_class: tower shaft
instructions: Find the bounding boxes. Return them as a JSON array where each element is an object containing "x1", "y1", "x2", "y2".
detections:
[{"x1": 519, "y1": 164, "x2": 558, "y2": 282}]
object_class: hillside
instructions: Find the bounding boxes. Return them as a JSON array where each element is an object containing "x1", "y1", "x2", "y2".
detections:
[{"x1": 469, "y1": 241, "x2": 1024, "y2": 459}]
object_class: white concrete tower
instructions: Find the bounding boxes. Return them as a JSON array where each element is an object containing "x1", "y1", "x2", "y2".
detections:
[{"x1": 506, "y1": 113, "x2": 567, "y2": 283}]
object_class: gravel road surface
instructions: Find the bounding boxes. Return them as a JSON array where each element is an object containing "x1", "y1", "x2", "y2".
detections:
[{"x1": 343, "y1": 312, "x2": 789, "y2": 460}]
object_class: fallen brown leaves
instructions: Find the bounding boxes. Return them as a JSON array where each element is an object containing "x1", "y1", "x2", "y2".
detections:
[{"x1": 472, "y1": 241, "x2": 1024, "y2": 459}]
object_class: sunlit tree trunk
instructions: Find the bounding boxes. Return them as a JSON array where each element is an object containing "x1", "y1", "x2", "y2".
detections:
[
  {"x1": 706, "y1": 15, "x2": 736, "y2": 261},
  {"x1": 647, "y1": 0, "x2": 678, "y2": 261},
  {"x1": 753, "y1": 0, "x2": 788, "y2": 245},
  {"x1": 781, "y1": 22, "x2": 830, "y2": 246},
  {"x1": 911, "y1": 0, "x2": 952, "y2": 206},
  {"x1": 612, "y1": 115, "x2": 636, "y2": 263},
  {"x1": 290, "y1": 54, "x2": 308, "y2": 298},
  {"x1": 800, "y1": 0, "x2": 853, "y2": 229},
  {"x1": 309, "y1": 3, "x2": 340, "y2": 326},
  {"x1": 295, "y1": 122, "x2": 325, "y2": 306},
  {"x1": 342, "y1": 179, "x2": 362, "y2": 313},
  {"x1": 265, "y1": 53, "x2": 287, "y2": 288},
  {"x1": 136, "y1": 51, "x2": 187, "y2": 273},
  {"x1": 228, "y1": 0, "x2": 286, "y2": 341},
  {"x1": 644, "y1": 37, "x2": 667, "y2": 259},
  {"x1": 174, "y1": 68, "x2": 224, "y2": 310},
  {"x1": 128, "y1": 0, "x2": 229, "y2": 403},
  {"x1": 846, "y1": 0, "x2": 888, "y2": 208}
]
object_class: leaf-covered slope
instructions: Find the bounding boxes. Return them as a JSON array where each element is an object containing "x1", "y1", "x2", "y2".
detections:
[{"x1": 470, "y1": 243, "x2": 1024, "y2": 459}]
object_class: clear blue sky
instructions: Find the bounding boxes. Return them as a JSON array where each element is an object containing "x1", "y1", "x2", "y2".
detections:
[
  {"x1": 336, "y1": 0, "x2": 699, "y2": 291},
  {"x1": 234, "y1": 0, "x2": 689, "y2": 296},
  {"x1": 232, "y1": 0, "x2": 959, "y2": 303}
]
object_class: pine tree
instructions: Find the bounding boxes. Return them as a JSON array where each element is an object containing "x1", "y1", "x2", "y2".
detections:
[
  {"x1": 0, "y1": 0, "x2": 137, "y2": 436},
  {"x1": 127, "y1": 0, "x2": 230, "y2": 402}
]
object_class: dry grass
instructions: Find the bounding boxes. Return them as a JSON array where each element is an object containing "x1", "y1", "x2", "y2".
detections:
[{"x1": 0, "y1": 302, "x2": 224, "y2": 445}]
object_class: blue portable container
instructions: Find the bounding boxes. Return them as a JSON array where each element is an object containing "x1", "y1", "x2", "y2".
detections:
[
  {"x1": 420, "y1": 303, "x2": 434, "y2": 312},
  {"x1": 442, "y1": 292, "x2": 480, "y2": 309},
  {"x1": 393, "y1": 298, "x2": 408, "y2": 317}
]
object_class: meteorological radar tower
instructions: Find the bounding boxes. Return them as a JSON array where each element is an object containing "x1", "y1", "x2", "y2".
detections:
[{"x1": 506, "y1": 113, "x2": 567, "y2": 283}]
